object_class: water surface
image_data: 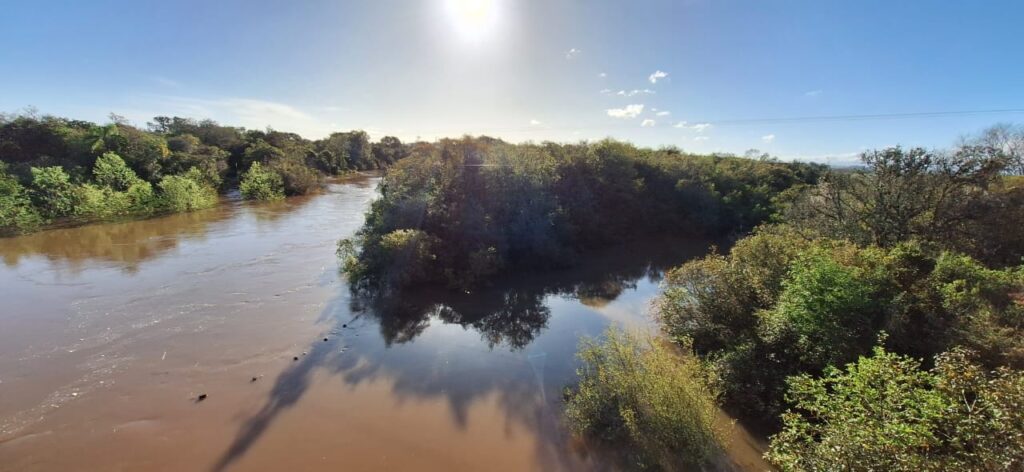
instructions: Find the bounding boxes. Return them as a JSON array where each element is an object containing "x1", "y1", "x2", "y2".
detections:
[{"x1": 0, "y1": 173, "x2": 769, "y2": 471}]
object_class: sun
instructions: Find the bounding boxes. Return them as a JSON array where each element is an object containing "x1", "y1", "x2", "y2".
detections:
[{"x1": 444, "y1": 0, "x2": 499, "y2": 42}]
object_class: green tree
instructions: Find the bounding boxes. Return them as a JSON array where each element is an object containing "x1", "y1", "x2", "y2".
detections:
[
  {"x1": 239, "y1": 162, "x2": 284, "y2": 200},
  {"x1": 93, "y1": 152, "x2": 140, "y2": 191}
]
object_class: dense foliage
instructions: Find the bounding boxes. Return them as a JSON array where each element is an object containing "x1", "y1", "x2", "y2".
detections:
[
  {"x1": 0, "y1": 112, "x2": 408, "y2": 235},
  {"x1": 650, "y1": 141, "x2": 1024, "y2": 468},
  {"x1": 564, "y1": 328, "x2": 724, "y2": 470},
  {"x1": 766, "y1": 347, "x2": 1024, "y2": 471},
  {"x1": 340, "y1": 137, "x2": 824, "y2": 289}
]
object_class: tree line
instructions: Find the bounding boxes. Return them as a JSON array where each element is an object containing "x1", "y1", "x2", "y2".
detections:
[
  {"x1": 338, "y1": 137, "x2": 826, "y2": 290},
  {"x1": 0, "y1": 111, "x2": 409, "y2": 235}
]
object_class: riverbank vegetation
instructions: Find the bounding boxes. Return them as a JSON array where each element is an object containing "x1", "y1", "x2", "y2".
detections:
[
  {"x1": 653, "y1": 137, "x2": 1024, "y2": 469},
  {"x1": 0, "y1": 111, "x2": 408, "y2": 235},
  {"x1": 565, "y1": 328, "x2": 724, "y2": 470}
]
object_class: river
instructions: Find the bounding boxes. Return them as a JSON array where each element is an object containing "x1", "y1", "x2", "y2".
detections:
[{"x1": 0, "y1": 173, "x2": 770, "y2": 471}]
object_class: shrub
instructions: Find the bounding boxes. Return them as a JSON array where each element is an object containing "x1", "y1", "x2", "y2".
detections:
[
  {"x1": 565, "y1": 328, "x2": 725, "y2": 470},
  {"x1": 29, "y1": 166, "x2": 79, "y2": 218},
  {"x1": 0, "y1": 164, "x2": 44, "y2": 233},
  {"x1": 92, "y1": 152, "x2": 139, "y2": 191},
  {"x1": 157, "y1": 173, "x2": 217, "y2": 212},
  {"x1": 766, "y1": 347, "x2": 1024, "y2": 471},
  {"x1": 239, "y1": 162, "x2": 284, "y2": 200},
  {"x1": 268, "y1": 156, "x2": 321, "y2": 195}
]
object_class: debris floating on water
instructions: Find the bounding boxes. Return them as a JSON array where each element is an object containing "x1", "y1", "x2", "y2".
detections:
[
  {"x1": 293, "y1": 356, "x2": 299, "y2": 361},
  {"x1": 197, "y1": 394, "x2": 207, "y2": 402}
]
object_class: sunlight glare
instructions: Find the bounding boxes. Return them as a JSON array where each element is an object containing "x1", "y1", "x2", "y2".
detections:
[{"x1": 444, "y1": 0, "x2": 499, "y2": 42}]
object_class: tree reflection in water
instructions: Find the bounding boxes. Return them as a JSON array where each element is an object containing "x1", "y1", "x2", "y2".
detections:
[
  {"x1": 214, "y1": 236, "x2": 715, "y2": 471},
  {"x1": 350, "y1": 235, "x2": 712, "y2": 350}
]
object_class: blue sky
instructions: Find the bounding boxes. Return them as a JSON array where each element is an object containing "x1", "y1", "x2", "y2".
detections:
[{"x1": 2, "y1": 0, "x2": 1023, "y2": 164}]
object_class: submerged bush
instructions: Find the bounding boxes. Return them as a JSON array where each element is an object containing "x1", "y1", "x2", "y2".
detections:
[
  {"x1": 157, "y1": 173, "x2": 217, "y2": 212},
  {"x1": 565, "y1": 327, "x2": 725, "y2": 470},
  {"x1": 766, "y1": 346, "x2": 1024, "y2": 471},
  {"x1": 268, "y1": 156, "x2": 321, "y2": 195},
  {"x1": 239, "y1": 162, "x2": 284, "y2": 200}
]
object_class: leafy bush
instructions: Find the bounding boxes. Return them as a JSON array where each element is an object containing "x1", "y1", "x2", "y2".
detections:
[
  {"x1": 339, "y1": 229, "x2": 440, "y2": 288},
  {"x1": 29, "y1": 166, "x2": 79, "y2": 218},
  {"x1": 565, "y1": 328, "x2": 725, "y2": 470},
  {"x1": 157, "y1": 173, "x2": 217, "y2": 212},
  {"x1": 92, "y1": 152, "x2": 139, "y2": 191},
  {"x1": 766, "y1": 346, "x2": 1024, "y2": 471},
  {"x1": 658, "y1": 231, "x2": 1024, "y2": 422},
  {"x1": 268, "y1": 156, "x2": 321, "y2": 195},
  {"x1": 239, "y1": 162, "x2": 284, "y2": 200},
  {"x1": 0, "y1": 163, "x2": 44, "y2": 233}
]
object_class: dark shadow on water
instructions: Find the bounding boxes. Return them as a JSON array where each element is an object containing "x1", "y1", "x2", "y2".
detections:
[{"x1": 211, "y1": 236, "x2": 715, "y2": 472}]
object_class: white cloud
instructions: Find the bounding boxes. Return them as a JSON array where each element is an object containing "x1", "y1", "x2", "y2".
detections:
[
  {"x1": 641, "y1": 119, "x2": 656, "y2": 127},
  {"x1": 566, "y1": 48, "x2": 581, "y2": 59},
  {"x1": 607, "y1": 104, "x2": 645, "y2": 119},
  {"x1": 615, "y1": 89, "x2": 655, "y2": 97},
  {"x1": 655, "y1": 111, "x2": 671, "y2": 117},
  {"x1": 761, "y1": 134, "x2": 776, "y2": 143},
  {"x1": 529, "y1": 119, "x2": 542, "y2": 126},
  {"x1": 673, "y1": 121, "x2": 688, "y2": 128},
  {"x1": 691, "y1": 123, "x2": 712, "y2": 133},
  {"x1": 648, "y1": 70, "x2": 669, "y2": 84},
  {"x1": 694, "y1": 136, "x2": 710, "y2": 141},
  {"x1": 804, "y1": 89, "x2": 823, "y2": 97},
  {"x1": 598, "y1": 72, "x2": 607, "y2": 78},
  {"x1": 600, "y1": 89, "x2": 612, "y2": 94}
]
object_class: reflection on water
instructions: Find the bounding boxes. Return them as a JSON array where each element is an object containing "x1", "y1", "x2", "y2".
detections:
[
  {"x1": 0, "y1": 173, "x2": 768, "y2": 472},
  {"x1": 351, "y1": 237, "x2": 707, "y2": 350},
  {"x1": 0, "y1": 195, "x2": 318, "y2": 274},
  {"x1": 211, "y1": 236, "x2": 720, "y2": 472}
]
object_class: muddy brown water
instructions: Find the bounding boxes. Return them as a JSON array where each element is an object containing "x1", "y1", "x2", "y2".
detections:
[{"x1": 0, "y1": 173, "x2": 770, "y2": 471}]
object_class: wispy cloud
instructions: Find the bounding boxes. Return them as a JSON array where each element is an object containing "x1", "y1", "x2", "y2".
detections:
[
  {"x1": 694, "y1": 136, "x2": 710, "y2": 141},
  {"x1": 648, "y1": 70, "x2": 669, "y2": 84},
  {"x1": 655, "y1": 111, "x2": 671, "y2": 117},
  {"x1": 673, "y1": 121, "x2": 712, "y2": 132},
  {"x1": 615, "y1": 89, "x2": 655, "y2": 97},
  {"x1": 529, "y1": 119, "x2": 542, "y2": 126},
  {"x1": 641, "y1": 119, "x2": 656, "y2": 127},
  {"x1": 804, "y1": 89, "x2": 823, "y2": 97},
  {"x1": 762, "y1": 134, "x2": 776, "y2": 143},
  {"x1": 566, "y1": 48, "x2": 581, "y2": 59},
  {"x1": 607, "y1": 104, "x2": 645, "y2": 119},
  {"x1": 599, "y1": 89, "x2": 612, "y2": 94},
  {"x1": 598, "y1": 72, "x2": 607, "y2": 78}
]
